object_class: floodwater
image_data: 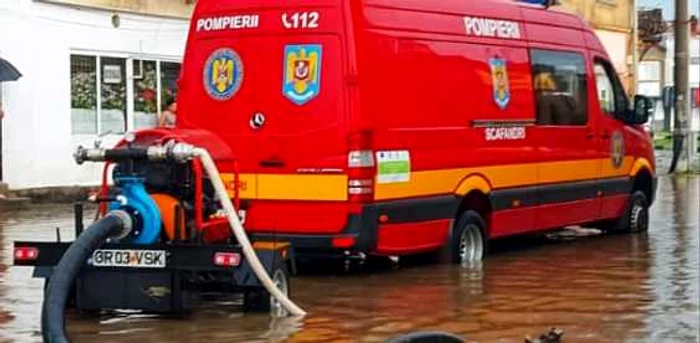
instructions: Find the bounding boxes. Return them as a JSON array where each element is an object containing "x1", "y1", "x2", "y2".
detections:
[{"x1": 1, "y1": 176, "x2": 698, "y2": 343}]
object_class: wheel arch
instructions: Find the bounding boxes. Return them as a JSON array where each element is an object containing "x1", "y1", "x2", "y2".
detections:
[
  {"x1": 453, "y1": 174, "x2": 493, "y2": 238},
  {"x1": 632, "y1": 168, "x2": 654, "y2": 205},
  {"x1": 629, "y1": 158, "x2": 655, "y2": 205}
]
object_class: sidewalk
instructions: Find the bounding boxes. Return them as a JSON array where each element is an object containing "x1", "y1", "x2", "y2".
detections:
[
  {"x1": 0, "y1": 182, "x2": 31, "y2": 211},
  {"x1": 654, "y1": 149, "x2": 700, "y2": 175}
]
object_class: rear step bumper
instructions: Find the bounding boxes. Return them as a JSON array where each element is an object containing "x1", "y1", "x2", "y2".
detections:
[
  {"x1": 252, "y1": 205, "x2": 379, "y2": 253},
  {"x1": 251, "y1": 196, "x2": 460, "y2": 254}
]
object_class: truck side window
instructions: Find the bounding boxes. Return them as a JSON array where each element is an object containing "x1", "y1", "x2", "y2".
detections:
[
  {"x1": 594, "y1": 59, "x2": 629, "y2": 119},
  {"x1": 530, "y1": 49, "x2": 588, "y2": 126},
  {"x1": 594, "y1": 64, "x2": 616, "y2": 113}
]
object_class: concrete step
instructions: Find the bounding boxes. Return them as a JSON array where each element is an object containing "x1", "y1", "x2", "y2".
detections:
[
  {"x1": 0, "y1": 182, "x2": 8, "y2": 195},
  {"x1": 0, "y1": 196, "x2": 32, "y2": 211}
]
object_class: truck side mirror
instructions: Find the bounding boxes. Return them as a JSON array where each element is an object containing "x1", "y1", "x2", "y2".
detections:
[{"x1": 631, "y1": 95, "x2": 652, "y2": 125}]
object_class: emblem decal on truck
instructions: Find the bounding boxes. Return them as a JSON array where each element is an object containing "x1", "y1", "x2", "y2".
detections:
[
  {"x1": 283, "y1": 44, "x2": 322, "y2": 105},
  {"x1": 611, "y1": 131, "x2": 625, "y2": 169},
  {"x1": 489, "y1": 58, "x2": 511, "y2": 110},
  {"x1": 203, "y1": 48, "x2": 244, "y2": 101}
]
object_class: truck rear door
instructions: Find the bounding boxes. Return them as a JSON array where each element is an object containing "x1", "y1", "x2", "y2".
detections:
[{"x1": 178, "y1": 2, "x2": 351, "y2": 234}]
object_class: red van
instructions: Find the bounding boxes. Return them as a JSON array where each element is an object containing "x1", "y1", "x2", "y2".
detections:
[{"x1": 169, "y1": 0, "x2": 656, "y2": 263}]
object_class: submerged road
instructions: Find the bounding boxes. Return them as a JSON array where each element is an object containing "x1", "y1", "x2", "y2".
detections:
[{"x1": 0, "y1": 176, "x2": 698, "y2": 343}]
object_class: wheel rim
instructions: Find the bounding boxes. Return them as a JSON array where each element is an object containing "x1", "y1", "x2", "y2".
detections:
[
  {"x1": 630, "y1": 202, "x2": 649, "y2": 232},
  {"x1": 459, "y1": 224, "x2": 483, "y2": 263},
  {"x1": 270, "y1": 269, "x2": 288, "y2": 317}
]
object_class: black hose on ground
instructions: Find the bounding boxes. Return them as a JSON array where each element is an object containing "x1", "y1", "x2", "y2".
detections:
[{"x1": 42, "y1": 211, "x2": 132, "y2": 343}]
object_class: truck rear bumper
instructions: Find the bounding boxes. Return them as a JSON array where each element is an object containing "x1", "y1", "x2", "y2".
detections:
[
  {"x1": 252, "y1": 204, "x2": 379, "y2": 253},
  {"x1": 251, "y1": 196, "x2": 460, "y2": 255}
]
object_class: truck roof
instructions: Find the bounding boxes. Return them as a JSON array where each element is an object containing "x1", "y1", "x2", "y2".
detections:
[{"x1": 190, "y1": 0, "x2": 602, "y2": 52}]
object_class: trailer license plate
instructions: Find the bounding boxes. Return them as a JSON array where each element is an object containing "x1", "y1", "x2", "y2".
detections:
[{"x1": 91, "y1": 249, "x2": 166, "y2": 269}]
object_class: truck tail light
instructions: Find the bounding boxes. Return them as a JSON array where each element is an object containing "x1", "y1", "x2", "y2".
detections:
[
  {"x1": 213, "y1": 252, "x2": 241, "y2": 267},
  {"x1": 348, "y1": 131, "x2": 376, "y2": 203},
  {"x1": 332, "y1": 236, "x2": 356, "y2": 249},
  {"x1": 14, "y1": 247, "x2": 39, "y2": 261},
  {"x1": 348, "y1": 150, "x2": 375, "y2": 168}
]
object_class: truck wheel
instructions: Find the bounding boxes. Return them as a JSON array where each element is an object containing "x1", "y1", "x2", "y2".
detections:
[
  {"x1": 450, "y1": 211, "x2": 486, "y2": 264},
  {"x1": 609, "y1": 191, "x2": 650, "y2": 234},
  {"x1": 243, "y1": 262, "x2": 290, "y2": 316}
]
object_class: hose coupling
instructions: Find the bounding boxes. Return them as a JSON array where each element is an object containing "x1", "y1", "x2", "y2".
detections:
[
  {"x1": 108, "y1": 210, "x2": 134, "y2": 240},
  {"x1": 74, "y1": 145, "x2": 106, "y2": 165},
  {"x1": 167, "y1": 141, "x2": 197, "y2": 163}
]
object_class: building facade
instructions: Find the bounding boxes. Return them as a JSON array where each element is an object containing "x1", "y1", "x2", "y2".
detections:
[
  {"x1": 556, "y1": 0, "x2": 636, "y2": 90},
  {"x1": 0, "y1": 0, "x2": 193, "y2": 190},
  {"x1": 659, "y1": 28, "x2": 700, "y2": 132},
  {"x1": 636, "y1": 17, "x2": 700, "y2": 132}
]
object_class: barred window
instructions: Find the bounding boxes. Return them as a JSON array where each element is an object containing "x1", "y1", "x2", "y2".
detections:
[
  {"x1": 70, "y1": 54, "x2": 180, "y2": 135},
  {"x1": 70, "y1": 55, "x2": 97, "y2": 134},
  {"x1": 100, "y1": 57, "x2": 127, "y2": 134},
  {"x1": 133, "y1": 60, "x2": 158, "y2": 130}
]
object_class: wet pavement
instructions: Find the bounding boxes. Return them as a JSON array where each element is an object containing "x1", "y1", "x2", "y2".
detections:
[{"x1": 1, "y1": 176, "x2": 698, "y2": 343}]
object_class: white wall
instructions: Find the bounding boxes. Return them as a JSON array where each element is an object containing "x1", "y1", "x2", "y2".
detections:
[{"x1": 0, "y1": 1, "x2": 189, "y2": 189}]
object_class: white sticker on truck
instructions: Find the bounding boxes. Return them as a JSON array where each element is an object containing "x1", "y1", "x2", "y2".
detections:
[
  {"x1": 282, "y1": 12, "x2": 319, "y2": 29},
  {"x1": 485, "y1": 127, "x2": 526, "y2": 141},
  {"x1": 91, "y1": 249, "x2": 166, "y2": 269},
  {"x1": 196, "y1": 15, "x2": 259, "y2": 32},
  {"x1": 464, "y1": 16, "x2": 522, "y2": 40},
  {"x1": 376, "y1": 150, "x2": 411, "y2": 184}
]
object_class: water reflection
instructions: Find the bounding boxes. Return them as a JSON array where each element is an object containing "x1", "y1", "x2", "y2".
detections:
[
  {"x1": 0, "y1": 177, "x2": 698, "y2": 343},
  {"x1": 644, "y1": 176, "x2": 700, "y2": 343}
]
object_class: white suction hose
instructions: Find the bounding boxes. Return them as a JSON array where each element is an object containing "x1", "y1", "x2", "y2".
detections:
[{"x1": 193, "y1": 148, "x2": 307, "y2": 316}]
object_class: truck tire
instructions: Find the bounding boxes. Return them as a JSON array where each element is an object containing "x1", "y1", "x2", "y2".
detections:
[
  {"x1": 450, "y1": 211, "x2": 486, "y2": 264},
  {"x1": 608, "y1": 191, "x2": 650, "y2": 234},
  {"x1": 243, "y1": 261, "x2": 290, "y2": 316}
]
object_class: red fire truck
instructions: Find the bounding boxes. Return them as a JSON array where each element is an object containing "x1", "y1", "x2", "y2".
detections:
[{"x1": 163, "y1": 0, "x2": 658, "y2": 263}]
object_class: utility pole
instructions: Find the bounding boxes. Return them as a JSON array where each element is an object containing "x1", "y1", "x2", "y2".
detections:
[
  {"x1": 631, "y1": 0, "x2": 639, "y2": 95},
  {"x1": 669, "y1": 0, "x2": 690, "y2": 173}
]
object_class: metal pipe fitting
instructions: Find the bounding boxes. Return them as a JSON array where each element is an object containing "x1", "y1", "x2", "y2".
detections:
[
  {"x1": 73, "y1": 146, "x2": 106, "y2": 165},
  {"x1": 109, "y1": 209, "x2": 134, "y2": 240}
]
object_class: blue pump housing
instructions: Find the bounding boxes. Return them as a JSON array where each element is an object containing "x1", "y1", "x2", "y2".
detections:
[{"x1": 110, "y1": 176, "x2": 162, "y2": 245}]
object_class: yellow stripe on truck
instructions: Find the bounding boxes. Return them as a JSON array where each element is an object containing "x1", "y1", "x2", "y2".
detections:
[
  {"x1": 222, "y1": 173, "x2": 348, "y2": 201},
  {"x1": 257, "y1": 174, "x2": 348, "y2": 201},
  {"x1": 219, "y1": 157, "x2": 637, "y2": 202},
  {"x1": 221, "y1": 173, "x2": 257, "y2": 199},
  {"x1": 375, "y1": 157, "x2": 634, "y2": 201}
]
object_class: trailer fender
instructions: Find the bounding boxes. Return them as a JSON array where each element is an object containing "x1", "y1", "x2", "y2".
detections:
[
  {"x1": 33, "y1": 266, "x2": 53, "y2": 279},
  {"x1": 236, "y1": 243, "x2": 294, "y2": 287}
]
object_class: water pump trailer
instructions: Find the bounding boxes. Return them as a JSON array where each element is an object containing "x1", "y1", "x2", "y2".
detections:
[{"x1": 13, "y1": 136, "x2": 300, "y2": 320}]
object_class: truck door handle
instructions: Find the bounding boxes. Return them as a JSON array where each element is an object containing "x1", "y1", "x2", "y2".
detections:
[
  {"x1": 259, "y1": 159, "x2": 285, "y2": 168},
  {"x1": 601, "y1": 132, "x2": 611, "y2": 139}
]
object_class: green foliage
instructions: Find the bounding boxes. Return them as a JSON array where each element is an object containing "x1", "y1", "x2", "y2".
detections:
[{"x1": 71, "y1": 71, "x2": 96, "y2": 109}]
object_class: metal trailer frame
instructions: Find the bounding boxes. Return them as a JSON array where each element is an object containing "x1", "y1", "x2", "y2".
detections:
[{"x1": 13, "y1": 204, "x2": 294, "y2": 315}]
